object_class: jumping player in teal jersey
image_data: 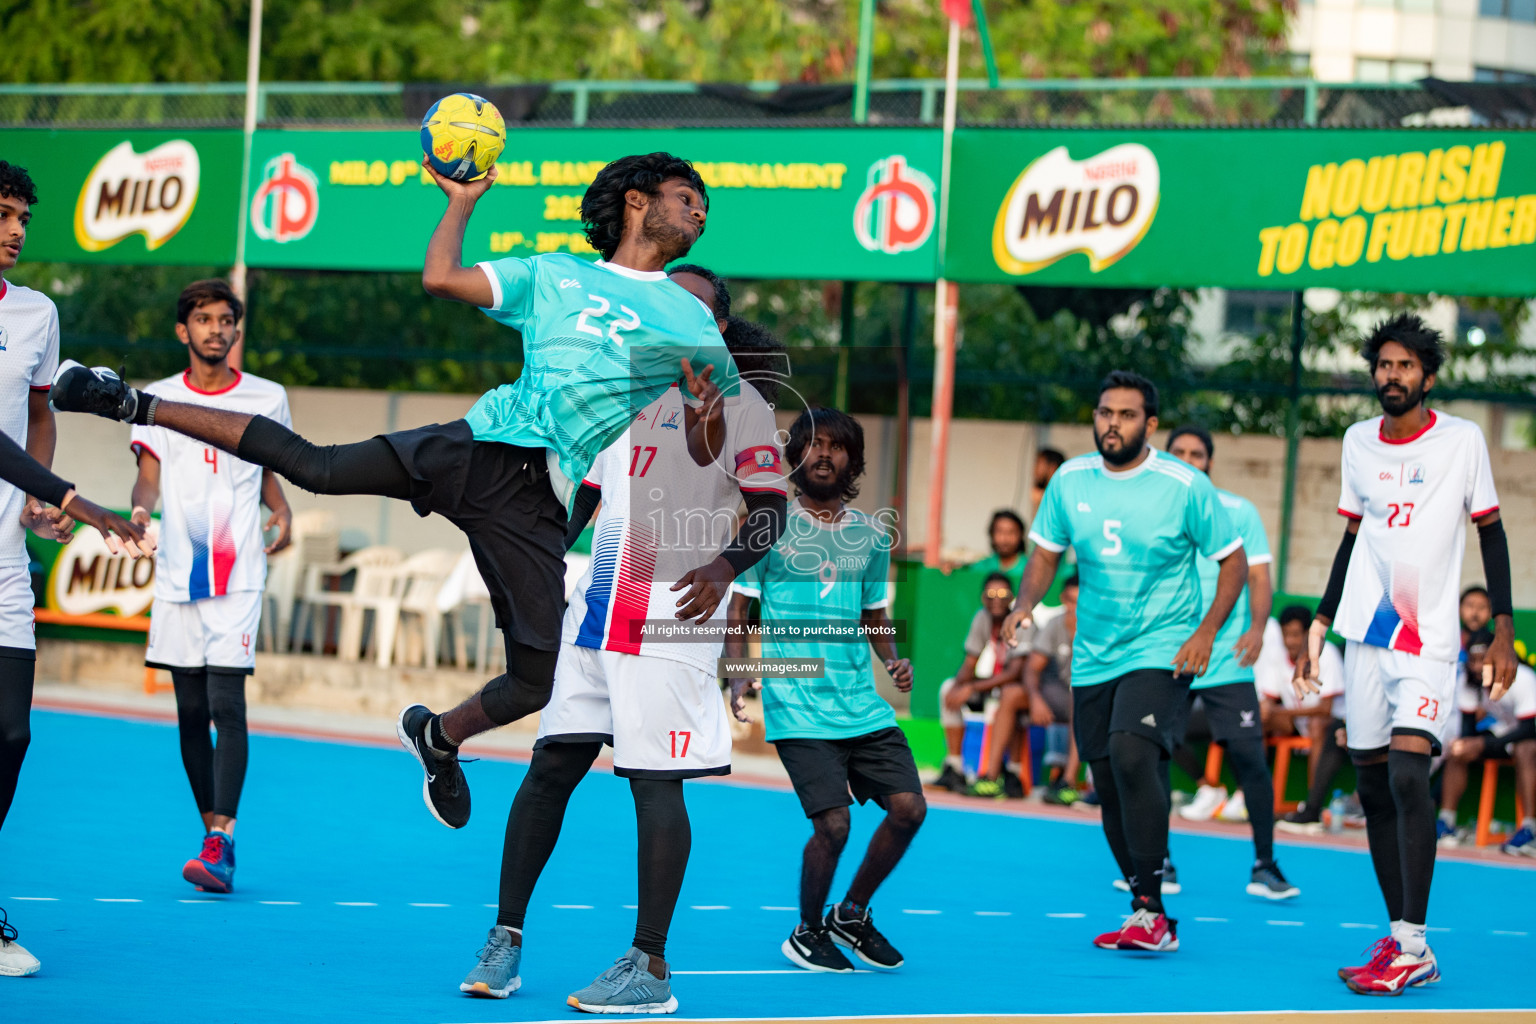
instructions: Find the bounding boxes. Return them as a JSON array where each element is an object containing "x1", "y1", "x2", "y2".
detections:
[
  {"x1": 1002, "y1": 371, "x2": 1248, "y2": 954},
  {"x1": 50, "y1": 153, "x2": 764, "y2": 833},
  {"x1": 726, "y1": 408, "x2": 925, "y2": 976},
  {"x1": 1165, "y1": 424, "x2": 1298, "y2": 901}
]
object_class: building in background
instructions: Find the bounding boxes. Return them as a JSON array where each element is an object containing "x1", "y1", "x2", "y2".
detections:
[{"x1": 1291, "y1": 0, "x2": 1536, "y2": 83}]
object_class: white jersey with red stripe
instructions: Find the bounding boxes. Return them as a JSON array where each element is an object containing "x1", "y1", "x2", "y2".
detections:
[
  {"x1": 130, "y1": 371, "x2": 291, "y2": 602},
  {"x1": 0, "y1": 280, "x2": 60, "y2": 569},
  {"x1": 1334, "y1": 410, "x2": 1498, "y2": 663},
  {"x1": 562, "y1": 382, "x2": 784, "y2": 673}
]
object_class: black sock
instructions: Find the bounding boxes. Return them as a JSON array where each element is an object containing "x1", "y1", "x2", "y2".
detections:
[
  {"x1": 496, "y1": 742, "x2": 600, "y2": 931},
  {"x1": 1388, "y1": 749, "x2": 1436, "y2": 924},
  {"x1": 427, "y1": 714, "x2": 458, "y2": 755},
  {"x1": 631, "y1": 779, "x2": 690, "y2": 966},
  {"x1": 1225, "y1": 737, "x2": 1276, "y2": 864},
  {"x1": 1355, "y1": 758, "x2": 1404, "y2": 922}
]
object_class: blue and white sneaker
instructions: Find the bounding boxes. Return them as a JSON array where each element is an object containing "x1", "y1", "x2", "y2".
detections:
[
  {"x1": 459, "y1": 925, "x2": 521, "y2": 998},
  {"x1": 1435, "y1": 818, "x2": 1458, "y2": 848},
  {"x1": 1502, "y1": 825, "x2": 1536, "y2": 858},
  {"x1": 567, "y1": 948, "x2": 678, "y2": 1014}
]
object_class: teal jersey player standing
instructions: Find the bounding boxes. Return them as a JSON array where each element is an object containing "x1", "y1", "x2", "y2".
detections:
[
  {"x1": 1029, "y1": 448, "x2": 1241, "y2": 688},
  {"x1": 1192, "y1": 489, "x2": 1272, "y2": 690},
  {"x1": 471, "y1": 253, "x2": 739, "y2": 506},
  {"x1": 733, "y1": 504, "x2": 895, "y2": 742}
]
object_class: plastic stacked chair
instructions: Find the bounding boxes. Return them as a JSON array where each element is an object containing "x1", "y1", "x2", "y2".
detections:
[
  {"x1": 262, "y1": 509, "x2": 339, "y2": 653},
  {"x1": 298, "y1": 546, "x2": 403, "y2": 659}
]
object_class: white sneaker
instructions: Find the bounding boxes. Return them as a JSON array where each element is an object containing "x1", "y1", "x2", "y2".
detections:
[
  {"x1": 0, "y1": 911, "x2": 40, "y2": 978},
  {"x1": 1217, "y1": 789, "x2": 1249, "y2": 823},
  {"x1": 1178, "y1": 784, "x2": 1227, "y2": 821}
]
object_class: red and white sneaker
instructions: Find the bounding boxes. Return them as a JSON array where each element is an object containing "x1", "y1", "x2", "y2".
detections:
[
  {"x1": 1092, "y1": 920, "x2": 1128, "y2": 949},
  {"x1": 1346, "y1": 942, "x2": 1439, "y2": 996},
  {"x1": 1117, "y1": 898, "x2": 1178, "y2": 952},
  {"x1": 1337, "y1": 936, "x2": 1397, "y2": 982}
]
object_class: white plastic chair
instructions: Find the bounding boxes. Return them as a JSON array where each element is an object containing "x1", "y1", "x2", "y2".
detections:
[
  {"x1": 299, "y1": 546, "x2": 402, "y2": 658},
  {"x1": 390, "y1": 549, "x2": 463, "y2": 668},
  {"x1": 262, "y1": 509, "x2": 339, "y2": 653}
]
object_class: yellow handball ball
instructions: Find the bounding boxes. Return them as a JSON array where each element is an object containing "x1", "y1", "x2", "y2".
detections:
[{"x1": 420, "y1": 92, "x2": 506, "y2": 182}]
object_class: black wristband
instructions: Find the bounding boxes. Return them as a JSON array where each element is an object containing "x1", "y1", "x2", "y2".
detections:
[
  {"x1": 1478, "y1": 517, "x2": 1514, "y2": 618},
  {"x1": 1316, "y1": 525, "x2": 1357, "y2": 622}
]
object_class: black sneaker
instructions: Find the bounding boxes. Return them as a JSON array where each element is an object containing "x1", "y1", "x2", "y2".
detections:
[
  {"x1": 51, "y1": 361, "x2": 147, "y2": 422},
  {"x1": 396, "y1": 704, "x2": 470, "y2": 828},
  {"x1": 1276, "y1": 806, "x2": 1325, "y2": 835},
  {"x1": 930, "y1": 764, "x2": 968, "y2": 793},
  {"x1": 781, "y1": 923, "x2": 855, "y2": 973},
  {"x1": 1001, "y1": 770, "x2": 1025, "y2": 800},
  {"x1": 1246, "y1": 860, "x2": 1300, "y2": 900},
  {"x1": 825, "y1": 905, "x2": 904, "y2": 969}
]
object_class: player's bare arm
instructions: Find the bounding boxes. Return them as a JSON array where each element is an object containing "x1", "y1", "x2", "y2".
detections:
[
  {"x1": 724, "y1": 590, "x2": 761, "y2": 722},
  {"x1": 671, "y1": 554, "x2": 734, "y2": 625},
  {"x1": 20, "y1": 388, "x2": 72, "y2": 542},
  {"x1": 1231, "y1": 560, "x2": 1273, "y2": 668},
  {"x1": 1003, "y1": 547, "x2": 1061, "y2": 645},
  {"x1": 130, "y1": 446, "x2": 161, "y2": 531},
  {"x1": 1473, "y1": 507, "x2": 1518, "y2": 699},
  {"x1": 60, "y1": 489, "x2": 150, "y2": 558},
  {"x1": 261, "y1": 469, "x2": 293, "y2": 555},
  {"x1": 680, "y1": 359, "x2": 725, "y2": 469},
  {"x1": 862, "y1": 606, "x2": 912, "y2": 693},
  {"x1": 421, "y1": 160, "x2": 497, "y2": 307},
  {"x1": 1174, "y1": 546, "x2": 1247, "y2": 677}
]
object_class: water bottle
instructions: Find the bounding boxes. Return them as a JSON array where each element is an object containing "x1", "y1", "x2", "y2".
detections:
[{"x1": 1327, "y1": 790, "x2": 1346, "y2": 835}]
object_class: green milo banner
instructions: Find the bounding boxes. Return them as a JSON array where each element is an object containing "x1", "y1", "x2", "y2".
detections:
[
  {"x1": 944, "y1": 128, "x2": 1536, "y2": 296},
  {"x1": 244, "y1": 128, "x2": 943, "y2": 281},
  {"x1": 0, "y1": 130, "x2": 243, "y2": 264}
]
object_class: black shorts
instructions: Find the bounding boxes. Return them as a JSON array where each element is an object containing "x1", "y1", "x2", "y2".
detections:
[
  {"x1": 774, "y1": 726, "x2": 924, "y2": 818},
  {"x1": 1181, "y1": 682, "x2": 1265, "y2": 745},
  {"x1": 1072, "y1": 669, "x2": 1191, "y2": 762},
  {"x1": 382, "y1": 420, "x2": 568, "y2": 652},
  {"x1": 1472, "y1": 721, "x2": 1536, "y2": 761}
]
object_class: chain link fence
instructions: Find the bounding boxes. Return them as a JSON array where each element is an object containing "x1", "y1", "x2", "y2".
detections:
[{"x1": 0, "y1": 78, "x2": 1524, "y2": 129}]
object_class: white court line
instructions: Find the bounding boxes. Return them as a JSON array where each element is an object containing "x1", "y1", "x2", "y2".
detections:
[
  {"x1": 335, "y1": 902, "x2": 377, "y2": 906},
  {"x1": 691, "y1": 905, "x2": 731, "y2": 910},
  {"x1": 1494, "y1": 930, "x2": 1529, "y2": 936},
  {"x1": 259, "y1": 901, "x2": 300, "y2": 905},
  {"x1": 624, "y1": 905, "x2": 639, "y2": 910},
  {"x1": 760, "y1": 906, "x2": 797, "y2": 911},
  {"x1": 1340, "y1": 922, "x2": 1376, "y2": 928},
  {"x1": 901, "y1": 909, "x2": 941, "y2": 915},
  {"x1": 95, "y1": 898, "x2": 141, "y2": 903},
  {"x1": 9, "y1": 896, "x2": 57, "y2": 901},
  {"x1": 1193, "y1": 917, "x2": 1228, "y2": 923},
  {"x1": 1045, "y1": 913, "x2": 1085, "y2": 919},
  {"x1": 469, "y1": 1010, "x2": 1534, "y2": 1023},
  {"x1": 1427, "y1": 926, "x2": 1452, "y2": 932},
  {"x1": 1267, "y1": 920, "x2": 1305, "y2": 927},
  {"x1": 484, "y1": 904, "x2": 498, "y2": 909},
  {"x1": 410, "y1": 903, "x2": 450, "y2": 907},
  {"x1": 178, "y1": 899, "x2": 220, "y2": 903},
  {"x1": 974, "y1": 911, "x2": 1012, "y2": 917},
  {"x1": 553, "y1": 904, "x2": 594, "y2": 910}
]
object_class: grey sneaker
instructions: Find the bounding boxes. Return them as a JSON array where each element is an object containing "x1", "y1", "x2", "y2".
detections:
[
  {"x1": 567, "y1": 948, "x2": 677, "y2": 1014},
  {"x1": 459, "y1": 925, "x2": 521, "y2": 998}
]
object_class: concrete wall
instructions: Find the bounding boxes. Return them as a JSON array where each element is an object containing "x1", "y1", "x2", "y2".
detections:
[{"x1": 53, "y1": 385, "x2": 1536, "y2": 604}]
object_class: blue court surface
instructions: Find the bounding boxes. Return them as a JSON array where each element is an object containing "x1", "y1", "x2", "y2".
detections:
[{"x1": 4, "y1": 707, "x2": 1535, "y2": 1023}]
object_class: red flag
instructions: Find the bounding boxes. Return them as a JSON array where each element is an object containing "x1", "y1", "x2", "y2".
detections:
[{"x1": 942, "y1": 0, "x2": 973, "y2": 27}]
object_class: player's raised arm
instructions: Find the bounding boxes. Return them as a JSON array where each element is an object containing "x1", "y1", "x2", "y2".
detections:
[{"x1": 421, "y1": 160, "x2": 497, "y2": 307}]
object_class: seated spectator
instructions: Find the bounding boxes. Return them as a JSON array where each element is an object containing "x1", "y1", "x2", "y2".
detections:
[
  {"x1": 1461, "y1": 584, "x2": 1491, "y2": 651},
  {"x1": 968, "y1": 510, "x2": 1027, "y2": 592},
  {"x1": 933, "y1": 572, "x2": 1024, "y2": 792},
  {"x1": 1437, "y1": 628, "x2": 1536, "y2": 855},
  {"x1": 1030, "y1": 447, "x2": 1066, "y2": 515},
  {"x1": 1255, "y1": 606, "x2": 1349, "y2": 833},
  {"x1": 968, "y1": 575, "x2": 1080, "y2": 803}
]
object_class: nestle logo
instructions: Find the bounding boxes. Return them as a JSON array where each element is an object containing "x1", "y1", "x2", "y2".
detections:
[{"x1": 1085, "y1": 161, "x2": 1137, "y2": 181}]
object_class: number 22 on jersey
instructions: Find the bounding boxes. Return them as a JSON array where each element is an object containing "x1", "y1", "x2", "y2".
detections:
[{"x1": 576, "y1": 293, "x2": 642, "y2": 347}]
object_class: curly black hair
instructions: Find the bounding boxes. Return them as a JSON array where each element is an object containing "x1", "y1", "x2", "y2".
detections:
[
  {"x1": 1098, "y1": 369, "x2": 1159, "y2": 418},
  {"x1": 721, "y1": 315, "x2": 788, "y2": 404},
  {"x1": 668, "y1": 262, "x2": 730, "y2": 320},
  {"x1": 1362, "y1": 312, "x2": 1445, "y2": 378},
  {"x1": 0, "y1": 161, "x2": 38, "y2": 207},
  {"x1": 786, "y1": 407, "x2": 865, "y2": 502},
  {"x1": 580, "y1": 153, "x2": 708, "y2": 261}
]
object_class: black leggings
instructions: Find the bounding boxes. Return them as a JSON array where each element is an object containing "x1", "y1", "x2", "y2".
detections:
[
  {"x1": 1094, "y1": 730, "x2": 1171, "y2": 908},
  {"x1": 0, "y1": 654, "x2": 34, "y2": 833},
  {"x1": 238, "y1": 418, "x2": 413, "y2": 501},
  {"x1": 172, "y1": 669, "x2": 249, "y2": 819},
  {"x1": 497, "y1": 741, "x2": 692, "y2": 962}
]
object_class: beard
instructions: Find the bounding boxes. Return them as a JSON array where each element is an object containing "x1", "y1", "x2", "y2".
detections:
[
  {"x1": 1376, "y1": 379, "x2": 1425, "y2": 417},
  {"x1": 793, "y1": 461, "x2": 851, "y2": 502},
  {"x1": 643, "y1": 202, "x2": 697, "y2": 263},
  {"x1": 1094, "y1": 422, "x2": 1148, "y2": 467}
]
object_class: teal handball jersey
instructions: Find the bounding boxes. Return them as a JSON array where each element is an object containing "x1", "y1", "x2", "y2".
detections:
[
  {"x1": 468, "y1": 254, "x2": 740, "y2": 505},
  {"x1": 732, "y1": 504, "x2": 896, "y2": 742},
  {"x1": 1029, "y1": 449, "x2": 1241, "y2": 687},
  {"x1": 1193, "y1": 489, "x2": 1272, "y2": 690}
]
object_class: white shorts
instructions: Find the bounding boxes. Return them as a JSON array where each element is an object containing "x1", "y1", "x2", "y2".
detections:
[
  {"x1": 146, "y1": 591, "x2": 262, "y2": 673},
  {"x1": 0, "y1": 564, "x2": 35, "y2": 651},
  {"x1": 538, "y1": 642, "x2": 731, "y2": 779},
  {"x1": 1342, "y1": 640, "x2": 1457, "y2": 755}
]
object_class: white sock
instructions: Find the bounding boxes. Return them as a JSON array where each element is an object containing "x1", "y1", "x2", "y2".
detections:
[
  {"x1": 1438, "y1": 809, "x2": 1456, "y2": 827},
  {"x1": 1392, "y1": 920, "x2": 1428, "y2": 956},
  {"x1": 944, "y1": 754, "x2": 964, "y2": 772},
  {"x1": 1523, "y1": 816, "x2": 1535, "y2": 832}
]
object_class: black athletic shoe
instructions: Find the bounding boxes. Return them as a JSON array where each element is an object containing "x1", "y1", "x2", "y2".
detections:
[
  {"x1": 1002, "y1": 770, "x2": 1026, "y2": 800},
  {"x1": 396, "y1": 704, "x2": 470, "y2": 829},
  {"x1": 1246, "y1": 860, "x2": 1300, "y2": 900},
  {"x1": 781, "y1": 923, "x2": 855, "y2": 973},
  {"x1": 50, "y1": 360, "x2": 147, "y2": 422},
  {"x1": 930, "y1": 764, "x2": 968, "y2": 793},
  {"x1": 825, "y1": 905, "x2": 904, "y2": 969}
]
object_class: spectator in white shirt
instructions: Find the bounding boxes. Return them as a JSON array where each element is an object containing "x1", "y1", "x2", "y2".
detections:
[{"x1": 1260, "y1": 606, "x2": 1349, "y2": 833}]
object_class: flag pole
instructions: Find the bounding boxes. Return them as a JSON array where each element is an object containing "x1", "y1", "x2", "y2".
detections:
[
  {"x1": 229, "y1": 0, "x2": 263, "y2": 372},
  {"x1": 923, "y1": 15, "x2": 962, "y2": 568}
]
